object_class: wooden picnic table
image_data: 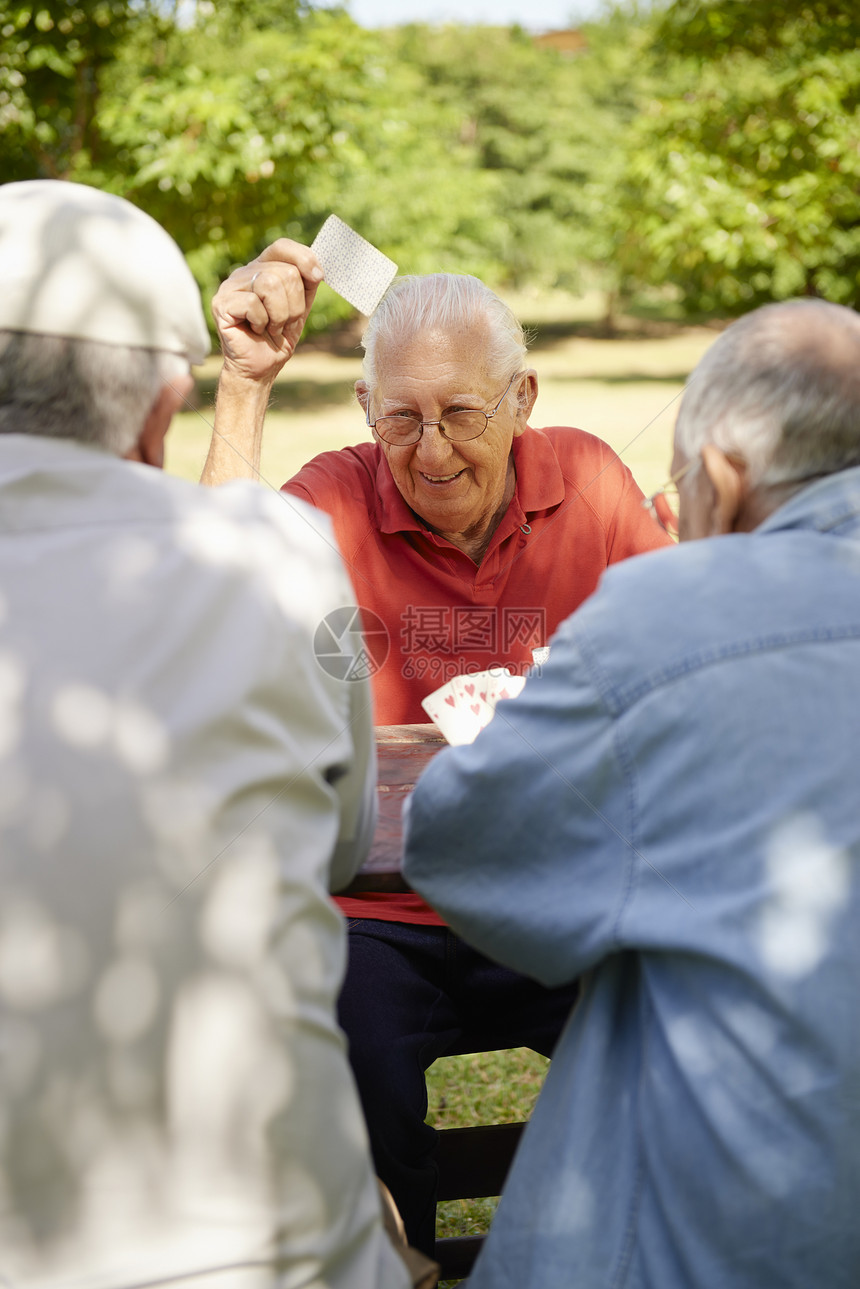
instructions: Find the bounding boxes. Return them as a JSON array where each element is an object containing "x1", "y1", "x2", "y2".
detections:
[
  {"x1": 344, "y1": 723, "x2": 446, "y2": 894},
  {"x1": 339, "y1": 723, "x2": 525, "y2": 1280}
]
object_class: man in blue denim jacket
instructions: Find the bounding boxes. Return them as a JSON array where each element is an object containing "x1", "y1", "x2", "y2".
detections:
[{"x1": 403, "y1": 298, "x2": 860, "y2": 1288}]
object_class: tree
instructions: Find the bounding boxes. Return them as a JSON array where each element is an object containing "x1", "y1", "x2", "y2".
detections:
[
  {"x1": 7, "y1": 1, "x2": 731, "y2": 328},
  {"x1": 354, "y1": 19, "x2": 647, "y2": 295},
  {"x1": 614, "y1": 0, "x2": 860, "y2": 311},
  {"x1": 95, "y1": 4, "x2": 378, "y2": 320},
  {"x1": 0, "y1": 2, "x2": 380, "y2": 325},
  {"x1": 0, "y1": 0, "x2": 136, "y2": 180}
]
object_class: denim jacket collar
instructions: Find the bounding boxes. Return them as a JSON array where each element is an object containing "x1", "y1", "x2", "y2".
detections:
[{"x1": 757, "y1": 464, "x2": 860, "y2": 538}]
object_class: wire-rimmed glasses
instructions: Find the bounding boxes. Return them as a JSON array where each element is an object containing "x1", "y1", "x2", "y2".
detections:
[
  {"x1": 367, "y1": 371, "x2": 524, "y2": 447},
  {"x1": 642, "y1": 459, "x2": 695, "y2": 536}
]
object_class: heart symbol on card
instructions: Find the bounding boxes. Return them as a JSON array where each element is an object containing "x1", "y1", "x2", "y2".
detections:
[
  {"x1": 498, "y1": 689, "x2": 510, "y2": 700},
  {"x1": 480, "y1": 691, "x2": 488, "y2": 702},
  {"x1": 445, "y1": 695, "x2": 456, "y2": 707},
  {"x1": 464, "y1": 683, "x2": 475, "y2": 696},
  {"x1": 470, "y1": 703, "x2": 481, "y2": 715}
]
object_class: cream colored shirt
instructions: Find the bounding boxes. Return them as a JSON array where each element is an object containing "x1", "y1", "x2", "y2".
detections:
[{"x1": 0, "y1": 435, "x2": 408, "y2": 1289}]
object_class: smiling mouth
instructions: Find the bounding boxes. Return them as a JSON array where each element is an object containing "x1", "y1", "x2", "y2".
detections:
[{"x1": 420, "y1": 469, "x2": 466, "y2": 484}]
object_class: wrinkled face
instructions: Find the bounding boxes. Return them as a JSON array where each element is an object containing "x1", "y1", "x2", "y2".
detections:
[{"x1": 363, "y1": 325, "x2": 531, "y2": 546}]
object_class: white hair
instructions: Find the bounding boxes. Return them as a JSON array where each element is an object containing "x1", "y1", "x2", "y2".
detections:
[
  {"x1": 361, "y1": 274, "x2": 529, "y2": 388},
  {"x1": 0, "y1": 330, "x2": 189, "y2": 457},
  {"x1": 675, "y1": 299, "x2": 860, "y2": 488}
]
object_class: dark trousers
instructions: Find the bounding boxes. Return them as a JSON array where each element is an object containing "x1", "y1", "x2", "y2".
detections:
[{"x1": 337, "y1": 919, "x2": 580, "y2": 1257}]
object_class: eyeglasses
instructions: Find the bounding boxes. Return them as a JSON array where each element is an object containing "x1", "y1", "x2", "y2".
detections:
[
  {"x1": 367, "y1": 371, "x2": 524, "y2": 447},
  {"x1": 642, "y1": 459, "x2": 695, "y2": 536}
]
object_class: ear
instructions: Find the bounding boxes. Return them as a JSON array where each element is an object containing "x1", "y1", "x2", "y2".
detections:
[
  {"x1": 512, "y1": 369, "x2": 538, "y2": 438},
  {"x1": 355, "y1": 379, "x2": 370, "y2": 416},
  {"x1": 125, "y1": 372, "x2": 194, "y2": 470},
  {"x1": 700, "y1": 443, "x2": 748, "y2": 535}
]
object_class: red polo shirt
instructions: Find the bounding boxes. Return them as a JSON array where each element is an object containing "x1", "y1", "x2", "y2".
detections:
[{"x1": 283, "y1": 424, "x2": 670, "y2": 923}]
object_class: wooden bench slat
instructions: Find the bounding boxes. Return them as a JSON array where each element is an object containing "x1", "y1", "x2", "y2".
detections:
[
  {"x1": 435, "y1": 1121, "x2": 524, "y2": 1201},
  {"x1": 434, "y1": 1234, "x2": 487, "y2": 1281}
]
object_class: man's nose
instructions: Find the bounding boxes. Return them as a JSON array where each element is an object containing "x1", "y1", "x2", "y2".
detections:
[{"x1": 414, "y1": 423, "x2": 455, "y2": 466}]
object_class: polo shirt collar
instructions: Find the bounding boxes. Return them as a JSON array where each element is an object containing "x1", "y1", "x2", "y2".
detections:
[
  {"x1": 511, "y1": 426, "x2": 567, "y2": 512},
  {"x1": 373, "y1": 426, "x2": 567, "y2": 536},
  {"x1": 374, "y1": 448, "x2": 424, "y2": 534}
]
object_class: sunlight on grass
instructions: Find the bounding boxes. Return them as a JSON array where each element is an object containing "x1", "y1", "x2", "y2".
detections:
[{"x1": 426, "y1": 1048, "x2": 549, "y2": 1131}]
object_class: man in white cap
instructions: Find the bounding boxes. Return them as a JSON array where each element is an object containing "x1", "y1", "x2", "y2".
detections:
[{"x1": 0, "y1": 181, "x2": 415, "y2": 1289}]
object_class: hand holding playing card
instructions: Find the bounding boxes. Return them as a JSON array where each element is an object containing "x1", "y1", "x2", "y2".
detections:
[
  {"x1": 212, "y1": 237, "x2": 324, "y2": 383},
  {"x1": 204, "y1": 217, "x2": 397, "y2": 486},
  {"x1": 212, "y1": 218, "x2": 396, "y2": 385}
]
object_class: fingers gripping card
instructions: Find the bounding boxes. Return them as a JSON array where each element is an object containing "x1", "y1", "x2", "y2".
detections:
[{"x1": 311, "y1": 215, "x2": 398, "y2": 316}]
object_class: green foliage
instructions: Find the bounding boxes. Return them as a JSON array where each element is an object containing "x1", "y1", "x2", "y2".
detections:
[
  {"x1": 339, "y1": 19, "x2": 647, "y2": 293},
  {"x1": 0, "y1": 0, "x2": 136, "y2": 179},
  {"x1": 654, "y1": 0, "x2": 857, "y2": 58},
  {"x1": 615, "y1": 0, "x2": 860, "y2": 311},
  {"x1": 96, "y1": 5, "x2": 378, "y2": 322},
  {"x1": 1, "y1": 0, "x2": 653, "y2": 325},
  {"x1": 301, "y1": 25, "x2": 514, "y2": 286},
  {"x1": 3, "y1": 0, "x2": 857, "y2": 330}
]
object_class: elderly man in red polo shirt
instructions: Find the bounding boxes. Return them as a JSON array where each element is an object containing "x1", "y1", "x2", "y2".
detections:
[{"x1": 203, "y1": 240, "x2": 669, "y2": 1257}]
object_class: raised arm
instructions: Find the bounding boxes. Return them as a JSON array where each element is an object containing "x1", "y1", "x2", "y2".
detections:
[{"x1": 201, "y1": 239, "x2": 323, "y2": 485}]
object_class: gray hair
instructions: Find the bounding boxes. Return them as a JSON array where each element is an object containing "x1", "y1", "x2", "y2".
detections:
[
  {"x1": 675, "y1": 299, "x2": 860, "y2": 488},
  {"x1": 0, "y1": 330, "x2": 189, "y2": 457},
  {"x1": 361, "y1": 274, "x2": 529, "y2": 388}
]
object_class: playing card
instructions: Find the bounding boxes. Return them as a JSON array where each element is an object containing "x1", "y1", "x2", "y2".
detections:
[
  {"x1": 484, "y1": 669, "x2": 526, "y2": 707},
  {"x1": 310, "y1": 215, "x2": 398, "y2": 316},
  {"x1": 420, "y1": 680, "x2": 482, "y2": 746},
  {"x1": 421, "y1": 668, "x2": 526, "y2": 744},
  {"x1": 452, "y1": 675, "x2": 495, "y2": 728}
]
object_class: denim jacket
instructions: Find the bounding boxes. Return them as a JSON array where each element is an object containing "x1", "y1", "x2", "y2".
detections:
[{"x1": 404, "y1": 467, "x2": 860, "y2": 1288}]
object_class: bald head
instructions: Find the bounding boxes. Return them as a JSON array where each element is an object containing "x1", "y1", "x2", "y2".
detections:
[{"x1": 675, "y1": 300, "x2": 860, "y2": 488}]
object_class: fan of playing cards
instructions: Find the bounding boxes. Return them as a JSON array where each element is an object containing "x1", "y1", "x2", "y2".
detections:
[{"x1": 421, "y1": 668, "x2": 527, "y2": 745}]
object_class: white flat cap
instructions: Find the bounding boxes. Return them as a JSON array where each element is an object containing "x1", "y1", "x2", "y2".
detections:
[{"x1": 0, "y1": 180, "x2": 210, "y2": 364}]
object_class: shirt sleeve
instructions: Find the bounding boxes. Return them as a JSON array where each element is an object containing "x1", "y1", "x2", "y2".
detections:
[
  {"x1": 281, "y1": 449, "x2": 367, "y2": 526},
  {"x1": 601, "y1": 449, "x2": 673, "y2": 565},
  {"x1": 301, "y1": 519, "x2": 378, "y2": 895},
  {"x1": 402, "y1": 609, "x2": 633, "y2": 987},
  {"x1": 281, "y1": 477, "x2": 317, "y2": 508},
  {"x1": 250, "y1": 485, "x2": 378, "y2": 895},
  {"x1": 327, "y1": 655, "x2": 377, "y2": 894}
]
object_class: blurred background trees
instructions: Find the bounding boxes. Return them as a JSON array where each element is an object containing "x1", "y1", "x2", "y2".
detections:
[
  {"x1": 1, "y1": 0, "x2": 857, "y2": 331},
  {"x1": 615, "y1": 0, "x2": 860, "y2": 313}
]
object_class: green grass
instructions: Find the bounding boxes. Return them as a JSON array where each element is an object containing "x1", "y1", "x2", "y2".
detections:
[
  {"x1": 426, "y1": 1048, "x2": 549, "y2": 1131},
  {"x1": 427, "y1": 1048, "x2": 550, "y2": 1284}
]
